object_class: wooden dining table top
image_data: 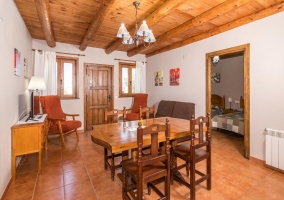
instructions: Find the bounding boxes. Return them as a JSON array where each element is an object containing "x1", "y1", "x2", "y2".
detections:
[{"x1": 91, "y1": 117, "x2": 192, "y2": 154}]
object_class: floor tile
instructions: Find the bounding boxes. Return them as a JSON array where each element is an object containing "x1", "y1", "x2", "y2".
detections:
[{"x1": 33, "y1": 187, "x2": 64, "y2": 200}]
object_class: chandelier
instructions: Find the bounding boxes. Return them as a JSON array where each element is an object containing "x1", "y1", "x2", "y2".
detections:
[{"x1": 116, "y1": 1, "x2": 156, "y2": 47}]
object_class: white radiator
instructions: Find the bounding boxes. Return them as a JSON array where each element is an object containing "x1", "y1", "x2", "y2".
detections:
[{"x1": 265, "y1": 128, "x2": 284, "y2": 170}]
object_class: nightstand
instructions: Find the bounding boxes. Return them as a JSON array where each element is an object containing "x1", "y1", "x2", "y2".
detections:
[{"x1": 224, "y1": 108, "x2": 235, "y2": 114}]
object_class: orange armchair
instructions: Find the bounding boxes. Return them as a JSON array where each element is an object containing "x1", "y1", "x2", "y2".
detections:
[
  {"x1": 124, "y1": 93, "x2": 148, "y2": 121},
  {"x1": 40, "y1": 95, "x2": 82, "y2": 147}
]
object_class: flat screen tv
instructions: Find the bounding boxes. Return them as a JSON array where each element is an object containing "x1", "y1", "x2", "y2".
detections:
[{"x1": 28, "y1": 91, "x2": 40, "y2": 121}]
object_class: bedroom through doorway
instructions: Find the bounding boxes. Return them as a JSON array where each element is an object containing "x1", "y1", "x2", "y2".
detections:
[{"x1": 206, "y1": 44, "x2": 250, "y2": 159}]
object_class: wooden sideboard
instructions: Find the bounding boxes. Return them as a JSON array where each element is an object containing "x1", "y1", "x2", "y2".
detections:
[{"x1": 11, "y1": 114, "x2": 47, "y2": 181}]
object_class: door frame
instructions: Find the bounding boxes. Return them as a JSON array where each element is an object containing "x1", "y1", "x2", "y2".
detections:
[
  {"x1": 206, "y1": 44, "x2": 250, "y2": 159},
  {"x1": 84, "y1": 63, "x2": 114, "y2": 131}
]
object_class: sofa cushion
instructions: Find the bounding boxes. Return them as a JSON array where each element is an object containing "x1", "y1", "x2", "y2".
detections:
[
  {"x1": 156, "y1": 100, "x2": 176, "y2": 118},
  {"x1": 171, "y1": 102, "x2": 195, "y2": 120}
]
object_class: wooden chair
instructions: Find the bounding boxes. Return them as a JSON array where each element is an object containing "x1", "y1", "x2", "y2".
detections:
[
  {"x1": 139, "y1": 105, "x2": 156, "y2": 119},
  {"x1": 171, "y1": 113, "x2": 211, "y2": 200},
  {"x1": 124, "y1": 93, "x2": 148, "y2": 121},
  {"x1": 104, "y1": 108, "x2": 125, "y2": 181},
  {"x1": 121, "y1": 119, "x2": 171, "y2": 200},
  {"x1": 39, "y1": 95, "x2": 81, "y2": 148}
]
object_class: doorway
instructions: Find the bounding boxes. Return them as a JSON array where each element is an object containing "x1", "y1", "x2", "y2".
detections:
[
  {"x1": 206, "y1": 44, "x2": 250, "y2": 159},
  {"x1": 84, "y1": 63, "x2": 114, "y2": 131}
]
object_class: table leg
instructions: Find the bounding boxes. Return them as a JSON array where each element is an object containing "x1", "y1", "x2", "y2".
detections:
[
  {"x1": 12, "y1": 152, "x2": 16, "y2": 181},
  {"x1": 38, "y1": 150, "x2": 42, "y2": 174}
]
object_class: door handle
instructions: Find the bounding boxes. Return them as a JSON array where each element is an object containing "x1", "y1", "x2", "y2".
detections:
[{"x1": 108, "y1": 95, "x2": 111, "y2": 102}]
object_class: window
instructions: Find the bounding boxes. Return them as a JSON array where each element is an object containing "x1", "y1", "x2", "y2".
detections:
[
  {"x1": 119, "y1": 62, "x2": 136, "y2": 97},
  {"x1": 56, "y1": 56, "x2": 79, "y2": 99}
]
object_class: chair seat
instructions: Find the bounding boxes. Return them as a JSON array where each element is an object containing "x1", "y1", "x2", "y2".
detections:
[
  {"x1": 174, "y1": 143, "x2": 209, "y2": 162},
  {"x1": 49, "y1": 120, "x2": 82, "y2": 133},
  {"x1": 125, "y1": 113, "x2": 139, "y2": 121},
  {"x1": 121, "y1": 156, "x2": 167, "y2": 183}
]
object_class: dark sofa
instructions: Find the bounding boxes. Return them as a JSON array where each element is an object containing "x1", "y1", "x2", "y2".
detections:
[
  {"x1": 156, "y1": 100, "x2": 195, "y2": 120},
  {"x1": 156, "y1": 100, "x2": 195, "y2": 143}
]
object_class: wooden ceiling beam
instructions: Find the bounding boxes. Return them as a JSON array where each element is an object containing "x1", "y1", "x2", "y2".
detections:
[
  {"x1": 127, "y1": 0, "x2": 254, "y2": 57},
  {"x1": 104, "y1": 0, "x2": 187, "y2": 55},
  {"x1": 146, "y1": 2, "x2": 284, "y2": 57},
  {"x1": 34, "y1": 0, "x2": 56, "y2": 48},
  {"x1": 79, "y1": 0, "x2": 118, "y2": 51}
]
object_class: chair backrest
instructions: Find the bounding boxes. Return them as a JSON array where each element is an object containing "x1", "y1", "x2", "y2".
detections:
[
  {"x1": 40, "y1": 95, "x2": 65, "y2": 119},
  {"x1": 104, "y1": 109, "x2": 125, "y2": 123},
  {"x1": 139, "y1": 106, "x2": 156, "y2": 119},
  {"x1": 131, "y1": 93, "x2": 148, "y2": 113},
  {"x1": 189, "y1": 113, "x2": 211, "y2": 149},
  {"x1": 136, "y1": 119, "x2": 170, "y2": 168}
]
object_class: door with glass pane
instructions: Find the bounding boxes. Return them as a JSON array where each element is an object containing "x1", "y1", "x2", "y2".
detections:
[{"x1": 84, "y1": 64, "x2": 113, "y2": 130}]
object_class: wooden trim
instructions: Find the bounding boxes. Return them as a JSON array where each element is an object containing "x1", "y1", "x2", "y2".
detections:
[
  {"x1": 206, "y1": 44, "x2": 250, "y2": 159},
  {"x1": 105, "y1": 0, "x2": 187, "y2": 54},
  {"x1": 79, "y1": 0, "x2": 118, "y2": 51},
  {"x1": 146, "y1": 1, "x2": 284, "y2": 57},
  {"x1": 34, "y1": 0, "x2": 56, "y2": 48},
  {"x1": 128, "y1": 0, "x2": 254, "y2": 57}
]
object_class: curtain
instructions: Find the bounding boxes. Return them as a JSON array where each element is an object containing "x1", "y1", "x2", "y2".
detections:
[
  {"x1": 135, "y1": 61, "x2": 146, "y2": 93},
  {"x1": 34, "y1": 50, "x2": 57, "y2": 95}
]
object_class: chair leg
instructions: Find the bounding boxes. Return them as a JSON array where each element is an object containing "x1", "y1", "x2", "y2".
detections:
[
  {"x1": 207, "y1": 158, "x2": 212, "y2": 190},
  {"x1": 58, "y1": 122, "x2": 65, "y2": 147},
  {"x1": 190, "y1": 160, "x2": 196, "y2": 200},
  {"x1": 75, "y1": 129, "x2": 79, "y2": 140}
]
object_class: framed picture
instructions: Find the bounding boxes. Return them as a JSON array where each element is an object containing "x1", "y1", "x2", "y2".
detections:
[
  {"x1": 14, "y1": 48, "x2": 21, "y2": 76},
  {"x1": 154, "y1": 71, "x2": 163, "y2": 86},
  {"x1": 170, "y1": 68, "x2": 180, "y2": 86},
  {"x1": 211, "y1": 73, "x2": 220, "y2": 83}
]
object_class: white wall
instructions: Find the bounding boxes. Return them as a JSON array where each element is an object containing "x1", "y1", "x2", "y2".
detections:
[
  {"x1": 0, "y1": 0, "x2": 33, "y2": 197},
  {"x1": 146, "y1": 11, "x2": 284, "y2": 161},
  {"x1": 32, "y1": 40, "x2": 146, "y2": 128}
]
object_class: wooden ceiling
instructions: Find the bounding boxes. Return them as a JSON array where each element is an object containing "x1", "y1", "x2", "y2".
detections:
[{"x1": 15, "y1": 0, "x2": 284, "y2": 57}]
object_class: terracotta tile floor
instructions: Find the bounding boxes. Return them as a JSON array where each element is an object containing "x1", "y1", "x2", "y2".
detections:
[{"x1": 4, "y1": 129, "x2": 284, "y2": 200}]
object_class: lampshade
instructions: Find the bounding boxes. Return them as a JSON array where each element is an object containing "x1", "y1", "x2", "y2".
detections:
[
  {"x1": 228, "y1": 97, "x2": 232, "y2": 102},
  {"x1": 144, "y1": 30, "x2": 156, "y2": 43},
  {"x1": 27, "y1": 76, "x2": 46, "y2": 90},
  {"x1": 116, "y1": 23, "x2": 130, "y2": 38},
  {"x1": 137, "y1": 20, "x2": 150, "y2": 37}
]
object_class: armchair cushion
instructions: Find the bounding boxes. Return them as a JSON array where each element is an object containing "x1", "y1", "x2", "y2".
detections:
[{"x1": 49, "y1": 120, "x2": 82, "y2": 133}]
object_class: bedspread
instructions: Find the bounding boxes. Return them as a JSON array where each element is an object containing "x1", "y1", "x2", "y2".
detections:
[{"x1": 211, "y1": 112, "x2": 244, "y2": 135}]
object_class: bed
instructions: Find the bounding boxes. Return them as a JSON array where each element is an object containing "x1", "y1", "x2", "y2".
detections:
[
  {"x1": 211, "y1": 94, "x2": 225, "y2": 118},
  {"x1": 211, "y1": 95, "x2": 244, "y2": 135}
]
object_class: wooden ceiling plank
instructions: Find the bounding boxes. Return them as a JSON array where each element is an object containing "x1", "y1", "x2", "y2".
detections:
[
  {"x1": 104, "y1": 0, "x2": 187, "y2": 55},
  {"x1": 34, "y1": 0, "x2": 56, "y2": 47},
  {"x1": 127, "y1": 0, "x2": 255, "y2": 57},
  {"x1": 79, "y1": 0, "x2": 119, "y2": 51},
  {"x1": 146, "y1": 1, "x2": 284, "y2": 57}
]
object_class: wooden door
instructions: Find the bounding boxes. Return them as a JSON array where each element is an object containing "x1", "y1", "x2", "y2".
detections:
[{"x1": 84, "y1": 64, "x2": 114, "y2": 131}]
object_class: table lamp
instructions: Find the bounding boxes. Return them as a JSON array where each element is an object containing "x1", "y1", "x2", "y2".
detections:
[
  {"x1": 228, "y1": 97, "x2": 232, "y2": 109},
  {"x1": 27, "y1": 76, "x2": 46, "y2": 117}
]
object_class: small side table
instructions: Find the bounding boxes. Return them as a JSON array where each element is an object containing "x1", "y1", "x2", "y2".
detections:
[{"x1": 11, "y1": 114, "x2": 47, "y2": 181}]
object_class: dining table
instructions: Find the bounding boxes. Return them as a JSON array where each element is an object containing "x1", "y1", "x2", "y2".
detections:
[{"x1": 91, "y1": 117, "x2": 194, "y2": 160}]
